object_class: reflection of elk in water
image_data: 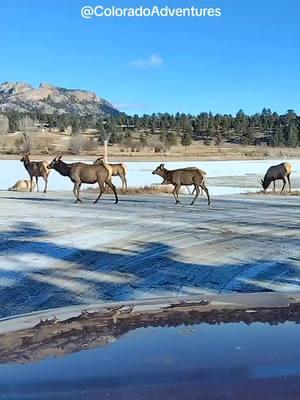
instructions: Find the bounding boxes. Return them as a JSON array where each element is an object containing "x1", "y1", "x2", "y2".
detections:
[
  {"x1": 47, "y1": 155, "x2": 118, "y2": 204},
  {"x1": 161, "y1": 167, "x2": 207, "y2": 196},
  {"x1": 152, "y1": 164, "x2": 210, "y2": 205},
  {"x1": 94, "y1": 156, "x2": 128, "y2": 190},
  {"x1": 20, "y1": 154, "x2": 50, "y2": 193},
  {"x1": 261, "y1": 162, "x2": 292, "y2": 193},
  {"x1": 8, "y1": 180, "x2": 36, "y2": 192}
]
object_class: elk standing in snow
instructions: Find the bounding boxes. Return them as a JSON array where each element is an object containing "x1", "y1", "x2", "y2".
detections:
[
  {"x1": 261, "y1": 162, "x2": 292, "y2": 193},
  {"x1": 47, "y1": 155, "x2": 118, "y2": 204},
  {"x1": 152, "y1": 164, "x2": 210, "y2": 205},
  {"x1": 94, "y1": 156, "x2": 128, "y2": 190},
  {"x1": 20, "y1": 154, "x2": 50, "y2": 193}
]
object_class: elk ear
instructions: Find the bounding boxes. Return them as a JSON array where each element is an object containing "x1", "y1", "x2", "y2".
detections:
[
  {"x1": 58, "y1": 155, "x2": 63, "y2": 160},
  {"x1": 160, "y1": 164, "x2": 165, "y2": 169}
]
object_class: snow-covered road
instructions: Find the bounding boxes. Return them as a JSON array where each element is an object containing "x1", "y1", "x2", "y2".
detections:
[{"x1": 0, "y1": 190, "x2": 299, "y2": 318}]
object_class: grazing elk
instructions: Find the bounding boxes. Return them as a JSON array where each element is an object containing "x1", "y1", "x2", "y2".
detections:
[
  {"x1": 20, "y1": 154, "x2": 50, "y2": 193},
  {"x1": 47, "y1": 155, "x2": 118, "y2": 204},
  {"x1": 8, "y1": 179, "x2": 36, "y2": 192},
  {"x1": 152, "y1": 164, "x2": 210, "y2": 205},
  {"x1": 261, "y1": 162, "x2": 292, "y2": 193},
  {"x1": 161, "y1": 167, "x2": 207, "y2": 195},
  {"x1": 94, "y1": 156, "x2": 128, "y2": 190}
]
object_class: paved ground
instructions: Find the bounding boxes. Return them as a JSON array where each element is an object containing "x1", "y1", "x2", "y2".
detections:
[{"x1": 0, "y1": 190, "x2": 299, "y2": 318}]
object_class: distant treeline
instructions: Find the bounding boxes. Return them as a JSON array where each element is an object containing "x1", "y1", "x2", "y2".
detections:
[{"x1": 2, "y1": 108, "x2": 300, "y2": 148}]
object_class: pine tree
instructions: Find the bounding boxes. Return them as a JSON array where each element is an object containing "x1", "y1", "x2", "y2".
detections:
[
  {"x1": 97, "y1": 123, "x2": 108, "y2": 144},
  {"x1": 271, "y1": 127, "x2": 285, "y2": 147},
  {"x1": 286, "y1": 123, "x2": 298, "y2": 147},
  {"x1": 181, "y1": 132, "x2": 192, "y2": 148}
]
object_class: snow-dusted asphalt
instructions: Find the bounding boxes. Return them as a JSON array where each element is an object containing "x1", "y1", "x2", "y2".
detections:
[{"x1": 0, "y1": 190, "x2": 299, "y2": 318}]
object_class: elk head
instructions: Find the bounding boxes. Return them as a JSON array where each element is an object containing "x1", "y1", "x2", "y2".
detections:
[
  {"x1": 152, "y1": 164, "x2": 166, "y2": 177},
  {"x1": 20, "y1": 153, "x2": 30, "y2": 162},
  {"x1": 93, "y1": 156, "x2": 105, "y2": 165},
  {"x1": 47, "y1": 155, "x2": 63, "y2": 169}
]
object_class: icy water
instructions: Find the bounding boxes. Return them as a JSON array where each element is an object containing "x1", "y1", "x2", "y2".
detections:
[
  {"x1": 0, "y1": 159, "x2": 299, "y2": 195},
  {"x1": 1, "y1": 320, "x2": 300, "y2": 399}
]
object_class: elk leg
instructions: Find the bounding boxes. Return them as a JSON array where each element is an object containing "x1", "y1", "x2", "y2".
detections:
[
  {"x1": 175, "y1": 186, "x2": 181, "y2": 203},
  {"x1": 287, "y1": 174, "x2": 291, "y2": 192},
  {"x1": 104, "y1": 179, "x2": 119, "y2": 204},
  {"x1": 272, "y1": 181, "x2": 276, "y2": 192},
  {"x1": 121, "y1": 176, "x2": 128, "y2": 191},
  {"x1": 43, "y1": 176, "x2": 48, "y2": 193},
  {"x1": 191, "y1": 185, "x2": 200, "y2": 205},
  {"x1": 280, "y1": 178, "x2": 286, "y2": 194},
  {"x1": 173, "y1": 185, "x2": 180, "y2": 204},
  {"x1": 77, "y1": 183, "x2": 82, "y2": 201},
  {"x1": 200, "y1": 183, "x2": 211, "y2": 205},
  {"x1": 30, "y1": 177, "x2": 34, "y2": 192},
  {"x1": 120, "y1": 176, "x2": 125, "y2": 191},
  {"x1": 35, "y1": 177, "x2": 39, "y2": 192},
  {"x1": 94, "y1": 181, "x2": 105, "y2": 204},
  {"x1": 73, "y1": 182, "x2": 82, "y2": 203}
]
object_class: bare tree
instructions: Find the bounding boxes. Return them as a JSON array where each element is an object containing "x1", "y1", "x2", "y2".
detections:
[
  {"x1": 0, "y1": 114, "x2": 9, "y2": 134},
  {"x1": 19, "y1": 133, "x2": 34, "y2": 153},
  {"x1": 19, "y1": 116, "x2": 34, "y2": 134},
  {"x1": 69, "y1": 134, "x2": 85, "y2": 155}
]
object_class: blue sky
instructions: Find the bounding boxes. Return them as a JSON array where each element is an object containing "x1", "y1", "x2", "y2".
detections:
[{"x1": 1, "y1": 0, "x2": 300, "y2": 115}]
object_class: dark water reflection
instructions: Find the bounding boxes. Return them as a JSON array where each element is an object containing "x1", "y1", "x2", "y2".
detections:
[{"x1": 1, "y1": 317, "x2": 300, "y2": 399}]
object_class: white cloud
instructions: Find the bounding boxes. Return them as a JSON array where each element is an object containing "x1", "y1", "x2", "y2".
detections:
[{"x1": 131, "y1": 54, "x2": 163, "y2": 69}]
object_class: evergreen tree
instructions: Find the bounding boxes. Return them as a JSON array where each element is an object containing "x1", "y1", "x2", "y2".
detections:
[
  {"x1": 181, "y1": 132, "x2": 192, "y2": 148},
  {"x1": 71, "y1": 119, "x2": 80, "y2": 134},
  {"x1": 286, "y1": 122, "x2": 298, "y2": 147},
  {"x1": 241, "y1": 128, "x2": 255, "y2": 145},
  {"x1": 271, "y1": 127, "x2": 285, "y2": 147},
  {"x1": 97, "y1": 123, "x2": 108, "y2": 144}
]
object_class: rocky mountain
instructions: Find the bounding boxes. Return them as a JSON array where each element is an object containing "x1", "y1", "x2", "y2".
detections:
[{"x1": 0, "y1": 81, "x2": 119, "y2": 116}]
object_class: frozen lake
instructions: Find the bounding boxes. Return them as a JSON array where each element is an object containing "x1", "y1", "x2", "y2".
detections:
[{"x1": 1, "y1": 159, "x2": 299, "y2": 196}]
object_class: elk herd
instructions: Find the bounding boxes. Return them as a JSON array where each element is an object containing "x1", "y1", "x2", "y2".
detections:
[{"x1": 9, "y1": 154, "x2": 294, "y2": 206}]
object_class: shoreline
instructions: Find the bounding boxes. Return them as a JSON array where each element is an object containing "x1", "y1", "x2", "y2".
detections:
[{"x1": 1, "y1": 154, "x2": 300, "y2": 162}]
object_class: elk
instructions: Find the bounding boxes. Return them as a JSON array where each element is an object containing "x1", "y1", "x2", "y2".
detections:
[
  {"x1": 8, "y1": 179, "x2": 36, "y2": 192},
  {"x1": 152, "y1": 164, "x2": 210, "y2": 205},
  {"x1": 161, "y1": 167, "x2": 207, "y2": 195},
  {"x1": 47, "y1": 155, "x2": 118, "y2": 204},
  {"x1": 20, "y1": 154, "x2": 50, "y2": 193},
  {"x1": 94, "y1": 156, "x2": 128, "y2": 190},
  {"x1": 261, "y1": 162, "x2": 292, "y2": 194}
]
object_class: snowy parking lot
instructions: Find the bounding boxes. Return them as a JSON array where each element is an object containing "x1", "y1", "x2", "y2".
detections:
[{"x1": 0, "y1": 190, "x2": 299, "y2": 319}]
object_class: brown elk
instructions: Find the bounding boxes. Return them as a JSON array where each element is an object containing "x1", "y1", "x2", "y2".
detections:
[
  {"x1": 20, "y1": 154, "x2": 50, "y2": 193},
  {"x1": 152, "y1": 164, "x2": 210, "y2": 205},
  {"x1": 161, "y1": 167, "x2": 207, "y2": 195},
  {"x1": 261, "y1": 162, "x2": 292, "y2": 193},
  {"x1": 94, "y1": 156, "x2": 128, "y2": 190},
  {"x1": 47, "y1": 155, "x2": 118, "y2": 204}
]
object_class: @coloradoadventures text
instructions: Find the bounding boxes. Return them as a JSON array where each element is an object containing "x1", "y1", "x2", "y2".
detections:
[{"x1": 81, "y1": 5, "x2": 222, "y2": 19}]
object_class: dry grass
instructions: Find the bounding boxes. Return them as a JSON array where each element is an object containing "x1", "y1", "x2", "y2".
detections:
[
  {"x1": 2, "y1": 130, "x2": 300, "y2": 161},
  {"x1": 247, "y1": 190, "x2": 300, "y2": 196},
  {"x1": 86, "y1": 184, "x2": 183, "y2": 195}
]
